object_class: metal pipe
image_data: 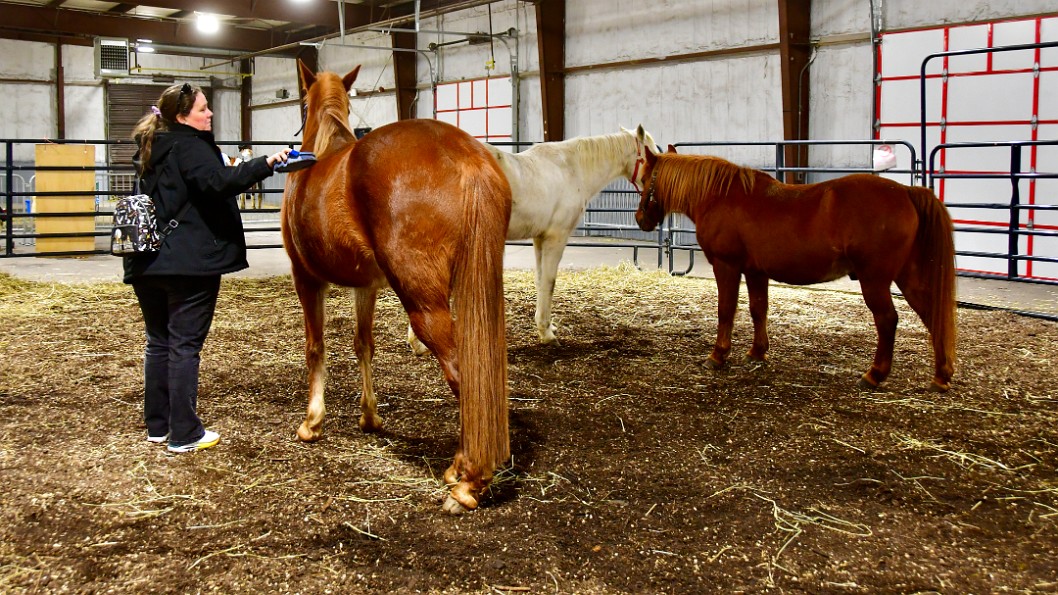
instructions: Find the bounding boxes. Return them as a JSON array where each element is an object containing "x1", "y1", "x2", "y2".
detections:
[
  {"x1": 201, "y1": 0, "x2": 503, "y2": 70},
  {"x1": 338, "y1": 0, "x2": 346, "y2": 45}
]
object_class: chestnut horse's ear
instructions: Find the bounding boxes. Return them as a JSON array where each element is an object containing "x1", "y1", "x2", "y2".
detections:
[
  {"x1": 645, "y1": 145, "x2": 658, "y2": 167},
  {"x1": 667, "y1": 144, "x2": 677, "y2": 153},
  {"x1": 342, "y1": 65, "x2": 361, "y2": 92},
  {"x1": 297, "y1": 60, "x2": 317, "y2": 94}
]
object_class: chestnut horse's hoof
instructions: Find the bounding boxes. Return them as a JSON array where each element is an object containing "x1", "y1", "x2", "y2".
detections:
[
  {"x1": 442, "y1": 482, "x2": 480, "y2": 514},
  {"x1": 442, "y1": 495, "x2": 471, "y2": 515},
  {"x1": 296, "y1": 422, "x2": 322, "y2": 442},
  {"x1": 929, "y1": 380, "x2": 951, "y2": 393},
  {"x1": 704, "y1": 357, "x2": 724, "y2": 371},
  {"x1": 359, "y1": 414, "x2": 383, "y2": 433}
]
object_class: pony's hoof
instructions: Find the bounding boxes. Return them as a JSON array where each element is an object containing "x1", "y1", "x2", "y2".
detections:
[
  {"x1": 746, "y1": 355, "x2": 768, "y2": 369},
  {"x1": 705, "y1": 357, "x2": 724, "y2": 371},
  {"x1": 442, "y1": 495, "x2": 471, "y2": 515},
  {"x1": 359, "y1": 414, "x2": 383, "y2": 433},
  {"x1": 929, "y1": 380, "x2": 951, "y2": 393},
  {"x1": 856, "y1": 375, "x2": 880, "y2": 391},
  {"x1": 296, "y1": 423, "x2": 322, "y2": 442}
]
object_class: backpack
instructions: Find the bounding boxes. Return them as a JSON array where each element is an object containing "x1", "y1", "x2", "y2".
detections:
[
  {"x1": 111, "y1": 194, "x2": 169, "y2": 255},
  {"x1": 110, "y1": 149, "x2": 190, "y2": 256}
]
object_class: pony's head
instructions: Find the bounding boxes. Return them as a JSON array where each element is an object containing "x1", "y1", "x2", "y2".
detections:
[
  {"x1": 297, "y1": 60, "x2": 361, "y2": 157},
  {"x1": 634, "y1": 144, "x2": 677, "y2": 231},
  {"x1": 621, "y1": 124, "x2": 660, "y2": 190}
]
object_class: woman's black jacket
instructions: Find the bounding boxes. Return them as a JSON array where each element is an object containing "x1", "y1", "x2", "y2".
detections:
[{"x1": 123, "y1": 123, "x2": 274, "y2": 283}]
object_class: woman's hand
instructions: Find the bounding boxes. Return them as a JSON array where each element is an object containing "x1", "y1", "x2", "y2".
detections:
[{"x1": 266, "y1": 148, "x2": 293, "y2": 168}]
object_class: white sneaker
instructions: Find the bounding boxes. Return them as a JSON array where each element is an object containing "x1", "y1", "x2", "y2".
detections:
[
  {"x1": 167, "y1": 430, "x2": 220, "y2": 453},
  {"x1": 146, "y1": 433, "x2": 169, "y2": 444}
]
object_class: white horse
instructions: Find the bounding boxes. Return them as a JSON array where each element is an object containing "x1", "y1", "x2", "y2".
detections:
[{"x1": 408, "y1": 124, "x2": 659, "y2": 353}]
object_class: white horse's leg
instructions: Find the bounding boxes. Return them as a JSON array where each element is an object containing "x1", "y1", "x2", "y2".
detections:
[
  {"x1": 533, "y1": 235, "x2": 569, "y2": 344},
  {"x1": 406, "y1": 322, "x2": 430, "y2": 356}
]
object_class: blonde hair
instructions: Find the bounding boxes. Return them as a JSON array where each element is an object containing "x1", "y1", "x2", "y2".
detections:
[{"x1": 132, "y1": 83, "x2": 203, "y2": 174}]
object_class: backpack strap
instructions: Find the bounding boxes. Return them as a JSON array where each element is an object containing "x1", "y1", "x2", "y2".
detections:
[{"x1": 138, "y1": 144, "x2": 192, "y2": 243}]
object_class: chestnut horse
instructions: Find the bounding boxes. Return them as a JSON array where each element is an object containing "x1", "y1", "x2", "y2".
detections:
[
  {"x1": 282, "y1": 62, "x2": 513, "y2": 513},
  {"x1": 635, "y1": 148, "x2": 956, "y2": 391}
]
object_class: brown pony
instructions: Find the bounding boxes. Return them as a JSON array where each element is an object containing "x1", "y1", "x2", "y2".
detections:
[
  {"x1": 281, "y1": 62, "x2": 513, "y2": 513},
  {"x1": 635, "y1": 147, "x2": 956, "y2": 391}
]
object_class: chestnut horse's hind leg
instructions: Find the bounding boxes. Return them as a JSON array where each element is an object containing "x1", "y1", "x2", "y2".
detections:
[
  {"x1": 403, "y1": 306, "x2": 463, "y2": 484},
  {"x1": 293, "y1": 275, "x2": 329, "y2": 442},
  {"x1": 857, "y1": 278, "x2": 899, "y2": 389},
  {"x1": 353, "y1": 288, "x2": 382, "y2": 432},
  {"x1": 744, "y1": 271, "x2": 770, "y2": 364},
  {"x1": 706, "y1": 262, "x2": 742, "y2": 369}
]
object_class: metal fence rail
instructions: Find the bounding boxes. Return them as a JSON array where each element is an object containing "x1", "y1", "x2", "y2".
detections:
[{"x1": 929, "y1": 139, "x2": 1058, "y2": 285}]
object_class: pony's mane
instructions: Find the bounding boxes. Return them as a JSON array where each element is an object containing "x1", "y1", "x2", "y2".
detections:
[
  {"x1": 655, "y1": 154, "x2": 755, "y2": 212},
  {"x1": 309, "y1": 74, "x2": 356, "y2": 158}
]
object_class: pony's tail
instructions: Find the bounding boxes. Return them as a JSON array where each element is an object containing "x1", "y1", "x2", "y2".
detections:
[
  {"x1": 452, "y1": 163, "x2": 511, "y2": 486},
  {"x1": 907, "y1": 186, "x2": 957, "y2": 389}
]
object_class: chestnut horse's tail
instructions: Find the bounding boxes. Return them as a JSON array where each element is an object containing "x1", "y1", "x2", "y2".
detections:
[
  {"x1": 906, "y1": 185, "x2": 957, "y2": 387},
  {"x1": 453, "y1": 165, "x2": 511, "y2": 477}
]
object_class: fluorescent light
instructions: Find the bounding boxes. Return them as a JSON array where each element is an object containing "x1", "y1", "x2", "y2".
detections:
[
  {"x1": 196, "y1": 12, "x2": 220, "y2": 34},
  {"x1": 136, "y1": 46, "x2": 155, "y2": 53}
]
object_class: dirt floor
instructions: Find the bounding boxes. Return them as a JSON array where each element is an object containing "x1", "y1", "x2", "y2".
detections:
[{"x1": 0, "y1": 265, "x2": 1056, "y2": 594}]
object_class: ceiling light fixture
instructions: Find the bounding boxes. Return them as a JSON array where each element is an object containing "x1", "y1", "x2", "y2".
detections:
[{"x1": 196, "y1": 12, "x2": 220, "y2": 34}]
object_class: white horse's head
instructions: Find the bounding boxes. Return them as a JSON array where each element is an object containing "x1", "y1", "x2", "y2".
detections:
[{"x1": 621, "y1": 124, "x2": 660, "y2": 190}]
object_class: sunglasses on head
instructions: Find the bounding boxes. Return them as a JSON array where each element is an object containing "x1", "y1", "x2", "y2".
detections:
[{"x1": 180, "y1": 83, "x2": 193, "y2": 96}]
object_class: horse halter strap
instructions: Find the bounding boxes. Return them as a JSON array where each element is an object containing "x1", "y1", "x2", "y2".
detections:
[
  {"x1": 630, "y1": 137, "x2": 646, "y2": 191},
  {"x1": 293, "y1": 103, "x2": 308, "y2": 137},
  {"x1": 643, "y1": 165, "x2": 660, "y2": 207}
]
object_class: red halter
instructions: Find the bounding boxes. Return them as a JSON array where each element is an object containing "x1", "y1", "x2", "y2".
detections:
[{"x1": 630, "y1": 138, "x2": 646, "y2": 191}]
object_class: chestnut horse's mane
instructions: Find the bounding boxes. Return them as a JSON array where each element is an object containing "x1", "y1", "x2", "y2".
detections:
[
  {"x1": 308, "y1": 75, "x2": 357, "y2": 158},
  {"x1": 655, "y1": 154, "x2": 755, "y2": 212}
]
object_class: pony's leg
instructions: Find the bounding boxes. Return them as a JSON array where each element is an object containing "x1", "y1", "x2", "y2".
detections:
[
  {"x1": 707, "y1": 263, "x2": 742, "y2": 370},
  {"x1": 293, "y1": 276, "x2": 329, "y2": 442},
  {"x1": 354, "y1": 288, "x2": 382, "y2": 432},
  {"x1": 858, "y1": 279, "x2": 899, "y2": 389},
  {"x1": 406, "y1": 323, "x2": 430, "y2": 357},
  {"x1": 532, "y1": 235, "x2": 565, "y2": 344},
  {"x1": 895, "y1": 279, "x2": 954, "y2": 392},
  {"x1": 744, "y1": 271, "x2": 770, "y2": 363}
]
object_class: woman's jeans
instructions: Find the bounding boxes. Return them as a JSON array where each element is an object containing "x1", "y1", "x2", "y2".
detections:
[{"x1": 133, "y1": 275, "x2": 221, "y2": 446}]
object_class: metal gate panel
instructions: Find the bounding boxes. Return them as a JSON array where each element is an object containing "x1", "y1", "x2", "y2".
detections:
[{"x1": 878, "y1": 15, "x2": 1058, "y2": 281}]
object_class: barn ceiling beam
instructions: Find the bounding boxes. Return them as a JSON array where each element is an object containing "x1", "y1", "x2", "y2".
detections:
[
  {"x1": 98, "y1": 0, "x2": 375, "y2": 29},
  {"x1": 0, "y1": 4, "x2": 311, "y2": 52},
  {"x1": 536, "y1": 0, "x2": 565, "y2": 141},
  {"x1": 777, "y1": 0, "x2": 813, "y2": 183}
]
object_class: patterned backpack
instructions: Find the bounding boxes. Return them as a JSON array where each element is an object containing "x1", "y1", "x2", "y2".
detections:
[
  {"x1": 110, "y1": 194, "x2": 163, "y2": 255},
  {"x1": 110, "y1": 149, "x2": 191, "y2": 256}
]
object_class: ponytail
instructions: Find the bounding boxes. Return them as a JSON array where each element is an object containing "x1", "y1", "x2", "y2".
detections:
[{"x1": 131, "y1": 82, "x2": 203, "y2": 175}]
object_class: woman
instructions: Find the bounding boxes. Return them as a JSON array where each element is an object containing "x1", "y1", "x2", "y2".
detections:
[{"x1": 127, "y1": 82, "x2": 290, "y2": 453}]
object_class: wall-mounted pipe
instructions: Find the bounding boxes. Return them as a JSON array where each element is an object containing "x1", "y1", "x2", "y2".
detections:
[{"x1": 201, "y1": 0, "x2": 505, "y2": 70}]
